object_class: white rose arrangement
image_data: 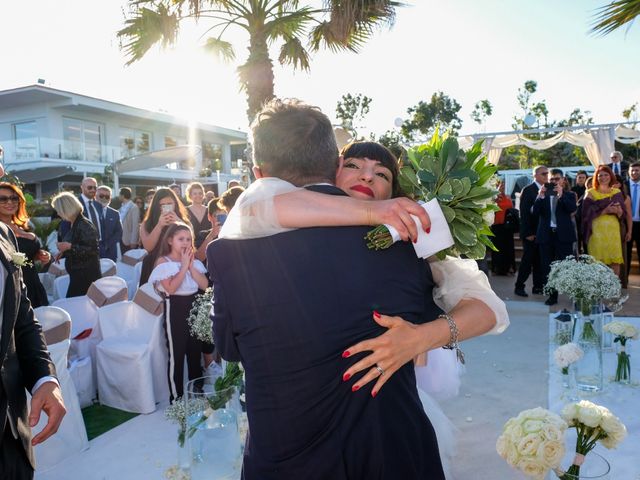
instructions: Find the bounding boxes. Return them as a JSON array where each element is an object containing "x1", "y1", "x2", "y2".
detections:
[
  {"x1": 603, "y1": 321, "x2": 638, "y2": 383},
  {"x1": 497, "y1": 402, "x2": 627, "y2": 479},
  {"x1": 496, "y1": 407, "x2": 567, "y2": 479},
  {"x1": 10, "y1": 251, "x2": 33, "y2": 267},
  {"x1": 556, "y1": 400, "x2": 627, "y2": 479},
  {"x1": 553, "y1": 343, "x2": 584, "y2": 376}
]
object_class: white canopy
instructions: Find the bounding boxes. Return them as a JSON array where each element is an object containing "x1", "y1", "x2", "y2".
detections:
[{"x1": 458, "y1": 123, "x2": 640, "y2": 167}]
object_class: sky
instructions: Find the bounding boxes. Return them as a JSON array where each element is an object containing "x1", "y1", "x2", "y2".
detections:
[{"x1": 2, "y1": 0, "x2": 639, "y2": 137}]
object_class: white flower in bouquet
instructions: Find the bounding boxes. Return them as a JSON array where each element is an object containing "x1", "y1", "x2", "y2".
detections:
[
  {"x1": 10, "y1": 252, "x2": 32, "y2": 267},
  {"x1": 497, "y1": 407, "x2": 568, "y2": 479},
  {"x1": 553, "y1": 343, "x2": 584, "y2": 372},
  {"x1": 603, "y1": 321, "x2": 638, "y2": 340},
  {"x1": 544, "y1": 255, "x2": 621, "y2": 306},
  {"x1": 187, "y1": 288, "x2": 214, "y2": 343}
]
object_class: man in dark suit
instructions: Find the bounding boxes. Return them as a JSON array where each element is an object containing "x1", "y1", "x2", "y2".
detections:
[
  {"x1": 206, "y1": 99, "x2": 486, "y2": 479},
  {"x1": 607, "y1": 151, "x2": 629, "y2": 180},
  {"x1": 514, "y1": 165, "x2": 548, "y2": 297},
  {"x1": 533, "y1": 168, "x2": 577, "y2": 305},
  {"x1": 59, "y1": 177, "x2": 103, "y2": 243},
  {"x1": 0, "y1": 163, "x2": 66, "y2": 478},
  {"x1": 96, "y1": 185, "x2": 123, "y2": 261},
  {"x1": 625, "y1": 162, "x2": 640, "y2": 285}
]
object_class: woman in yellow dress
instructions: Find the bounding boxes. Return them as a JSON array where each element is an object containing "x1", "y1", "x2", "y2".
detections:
[{"x1": 582, "y1": 165, "x2": 627, "y2": 274}]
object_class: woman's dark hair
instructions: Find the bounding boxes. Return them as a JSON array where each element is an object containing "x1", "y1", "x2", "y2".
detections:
[
  {"x1": 0, "y1": 182, "x2": 29, "y2": 229},
  {"x1": 207, "y1": 198, "x2": 221, "y2": 215},
  {"x1": 339, "y1": 141, "x2": 403, "y2": 198},
  {"x1": 142, "y1": 187, "x2": 190, "y2": 233},
  {"x1": 217, "y1": 186, "x2": 245, "y2": 212},
  {"x1": 158, "y1": 221, "x2": 194, "y2": 257}
]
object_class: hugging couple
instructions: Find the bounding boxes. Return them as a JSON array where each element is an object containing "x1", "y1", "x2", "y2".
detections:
[{"x1": 206, "y1": 98, "x2": 508, "y2": 479}]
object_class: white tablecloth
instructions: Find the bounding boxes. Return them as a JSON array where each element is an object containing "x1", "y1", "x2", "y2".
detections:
[{"x1": 548, "y1": 315, "x2": 639, "y2": 480}]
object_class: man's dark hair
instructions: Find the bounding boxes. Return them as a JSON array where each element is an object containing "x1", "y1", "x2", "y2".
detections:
[
  {"x1": 251, "y1": 98, "x2": 339, "y2": 186},
  {"x1": 550, "y1": 168, "x2": 564, "y2": 177},
  {"x1": 576, "y1": 170, "x2": 587, "y2": 177},
  {"x1": 207, "y1": 198, "x2": 220, "y2": 215},
  {"x1": 119, "y1": 187, "x2": 132, "y2": 199},
  {"x1": 631, "y1": 162, "x2": 640, "y2": 168}
]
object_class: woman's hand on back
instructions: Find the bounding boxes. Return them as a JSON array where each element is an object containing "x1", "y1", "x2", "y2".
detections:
[{"x1": 369, "y1": 198, "x2": 431, "y2": 243}]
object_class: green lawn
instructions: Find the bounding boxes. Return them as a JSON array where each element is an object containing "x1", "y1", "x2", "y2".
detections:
[{"x1": 81, "y1": 404, "x2": 139, "y2": 440}]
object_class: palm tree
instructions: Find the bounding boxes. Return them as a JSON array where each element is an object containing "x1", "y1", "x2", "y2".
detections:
[
  {"x1": 118, "y1": 1, "x2": 403, "y2": 123},
  {"x1": 591, "y1": 0, "x2": 640, "y2": 35}
]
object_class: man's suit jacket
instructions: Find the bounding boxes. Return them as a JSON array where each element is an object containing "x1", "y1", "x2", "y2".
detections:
[
  {"x1": 207, "y1": 185, "x2": 445, "y2": 480},
  {"x1": 120, "y1": 202, "x2": 140, "y2": 247},
  {"x1": 606, "y1": 160, "x2": 629, "y2": 179},
  {"x1": 519, "y1": 182, "x2": 540, "y2": 239},
  {"x1": 99, "y1": 206, "x2": 123, "y2": 261},
  {"x1": 532, "y1": 191, "x2": 577, "y2": 244},
  {"x1": 0, "y1": 223, "x2": 56, "y2": 468}
]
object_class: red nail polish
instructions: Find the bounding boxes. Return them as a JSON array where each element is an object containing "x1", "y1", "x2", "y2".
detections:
[
  {"x1": 373, "y1": 311, "x2": 381, "y2": 318},
  {"x1": 343, "y1": 373, "x2": 351, "y2": 381},
  {"x1": 372, "y1": 390, "x2": 377, "y2": 398},
  {"x1": 426, "y1": 227, "x2": 431, "y2": 234},
  {"x1": 342, "y1": 350, "x2": 351, "y2": 358},
  {"x1": 352, "y1": 385, "x2": 360, "y2": 392},
  {"x1": 413, "y1": 238, "x2": 417, "y2": 244}
]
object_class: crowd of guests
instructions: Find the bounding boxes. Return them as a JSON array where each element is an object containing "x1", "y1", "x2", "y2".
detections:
[{"x1": 494, "y1": 151, "x2": 640, "y2": 305}]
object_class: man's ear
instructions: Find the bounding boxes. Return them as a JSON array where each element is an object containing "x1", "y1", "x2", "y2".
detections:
[
  {"x1": 252, "y1": 165, "x2": 264, "y2": 179},
  {"x1": 336, "y1": 156, "x2": 345, "y2": 179}
]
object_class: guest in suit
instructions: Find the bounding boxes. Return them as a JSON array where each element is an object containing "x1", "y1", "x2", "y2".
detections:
[
  {"x1": 119, "y1": 187, "x2": 140, "y2": 253},
  {"x1": 607, "y1": 150, "x2": 629, "y2": 180},
  {"x1": 514, "y1": 166, "x2": 548, "y2": 297},
  {"x1": 625, "y1": 162, "x2": 640, "y2": 286},
  {"x1": 51, "y1": 192, "x2": 101, "y2": 297},
  {"x1": 0, "y1": 165, "x2": 66, "y2": 480},
  {"x1": 58, "y1": 177, "x2": 103, "y2": 242},
  {"x1": 533, "y1": 169, "x2": 577, "y2": 305},
  {"x1": 96, "y1": 186, "x2": 123, "y2": 261}
]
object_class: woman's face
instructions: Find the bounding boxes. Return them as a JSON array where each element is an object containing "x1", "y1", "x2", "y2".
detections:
[
  {"x1": 0, "y1": 188, "x2": 21, "y2": 217},
  {"x1": 189, "y1": 187, "x2": 204, "y2": 204},
  {"x1": 336, "y1": 157, "x2": 393, "y2": 201},
  {"x1": 597, "y1": 171, "x2": 611, "y2": 187}
]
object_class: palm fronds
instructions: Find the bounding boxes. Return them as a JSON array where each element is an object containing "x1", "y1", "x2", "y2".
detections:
[{"x1": 591, "y1": 0, "x2": 640, "y2": 35}]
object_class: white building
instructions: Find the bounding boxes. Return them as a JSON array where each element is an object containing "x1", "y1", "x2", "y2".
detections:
[{"x1": 0, "y1": 84, "x2": 247, "y2": 198}]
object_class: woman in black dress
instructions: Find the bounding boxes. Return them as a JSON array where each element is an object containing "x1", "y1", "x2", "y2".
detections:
[
  {"x1": 186, "y1": 182, "x2": 212, "y2": 234},
  {"x1": 0, "y1": 183, "x2": 51, "y2": 307},
  {"x1": 50, "y1": 192, "x2": 101, "y2": 297}
]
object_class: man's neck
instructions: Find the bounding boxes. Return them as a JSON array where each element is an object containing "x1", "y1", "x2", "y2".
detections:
[{"x1": 81, "y1": 193, "x2": 93, "y2": 203}]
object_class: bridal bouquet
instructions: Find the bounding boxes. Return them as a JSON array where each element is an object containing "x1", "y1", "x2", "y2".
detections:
[
  {"x1": 497, "y1": 402, "x2": 627, "y2": 479},
  {"x1": 554, "y1": 343, "x2": 584, "y2": 376},
  {"x1": 366, "y1": 130, "x2": 499, "y2": 260},
  {"x1": 603, "y1": 321, "x2": 638, "y2": 383},
  {"x1": 187, "y1": 287, "x2": 213, "y2": 343},
  {"x1": 544, "y1": 255, "x2": 621, "y2": 314}
]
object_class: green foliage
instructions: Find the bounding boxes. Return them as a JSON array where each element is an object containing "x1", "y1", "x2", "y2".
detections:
[
  {"x1": 401, "y1": 92, "x2": 462, "y2": 141},
  {"x1": 470, "y1": 99, "x2": 493, "y2": 126},
  {"x1": 31, "y1": 218, "x2": 60, "y2": 246},
  {"x1": 336, "y1": 93, "x2": 372, "y2": 137},
  {"x1": 399, "y1": 130, "x2": 500, "y2": 259},
  {"x1": 376, "y1": 129, "x2": 406, "y2": 162},
  {"x1": 591, "y1": 0, "x2": 640, "y2": 35}
]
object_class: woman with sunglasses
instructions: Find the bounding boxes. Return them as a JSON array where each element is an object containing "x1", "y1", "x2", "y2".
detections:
[{"x1": 0, "y1": 183, "x2": 51, "y2": 307}]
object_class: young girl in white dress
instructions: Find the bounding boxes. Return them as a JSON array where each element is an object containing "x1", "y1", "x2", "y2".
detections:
[{"x1": 148, "y1": 222, "x2": 209, "y2": 401}]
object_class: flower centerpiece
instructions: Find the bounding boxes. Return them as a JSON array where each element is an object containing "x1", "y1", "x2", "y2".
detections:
[
  {"x1": 365, "y1": 130, "x2": 500, "y2": 259},
  {"x1": 187, "y1": 287, "x2": 213, "y2": 343},
  {"x1": 497, "y1": 401, "x2": 627, "y2": 479},
  {"x1": 603, "y1": 321, "x2": 638, "y2": 384},
  {"x1": 554, "y1": 343, "x2": 584, "y2": 388}
]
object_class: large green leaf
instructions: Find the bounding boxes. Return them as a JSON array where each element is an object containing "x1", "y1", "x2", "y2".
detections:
[
  {"x1": 465, "y1": 241, "x2": 488, "y2": 259},
  {"x1": 417, "y1": 170, "x2": 437, "y2": 184},
  {"x1": 451, "y1": 219, "x2": 478, "y2": 246},
  {"x1": 449, "y1": 169, "x2": 479, "y2": 183},
  {"x1": 439, "y1": 137, "x2": 459, "y2": 173},
  {"x1": 441, "y1": 204, "x2": 456, "y2": 222},
  {"x1": 466, "y1": 186, "x2": 495, "y2": 199},
  {"x1": 450, "y1": 178, "x2": 464, "y2": 196}
]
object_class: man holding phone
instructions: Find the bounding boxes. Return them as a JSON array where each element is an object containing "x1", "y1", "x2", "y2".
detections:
[{"x1": 532, "y1": 168, "x2": 577, "y2": 305}]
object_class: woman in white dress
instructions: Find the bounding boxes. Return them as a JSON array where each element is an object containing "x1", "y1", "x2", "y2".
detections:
[{"x1": 219, "y1": 141, "x2": 509, "y2": 477}]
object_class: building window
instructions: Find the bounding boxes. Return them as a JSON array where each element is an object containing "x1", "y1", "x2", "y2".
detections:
[
  {"x1": 202, "y1": 141, "x2": 223, "y2": 172},
  {"x1": 13, "y1": 121, "x2": 38, "y2": 160},
  {"x1": 120, "y1": 128, "x2": 152, "y2": 158},
  {"x1": 165, "y1": 136, "x2": 186, "y2": 170},
  {"x1": 63, "y1": 118, "x2": 105, "y2": 162}
]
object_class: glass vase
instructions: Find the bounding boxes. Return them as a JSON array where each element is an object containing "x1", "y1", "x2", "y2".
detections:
[
  {"x1": 614, "y1": 340, "x2": 631, "y2": 384},
  {"x1": 186, "y1": 376, "x2": 242, "y2": 480},
  {"x1": 556, "y1": 451, "x2": 610, "y2": 479},
  {"x1": 177, "y1": 429, "x2": 190, "y2": 473},
  {"x1": 573, "y1": 299, "x2": 603, "y2": 392}
]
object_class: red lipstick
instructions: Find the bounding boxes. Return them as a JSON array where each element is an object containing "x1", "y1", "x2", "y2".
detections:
[{"x1": 350, "y1": 185, "x2": 374, "y2": 197}]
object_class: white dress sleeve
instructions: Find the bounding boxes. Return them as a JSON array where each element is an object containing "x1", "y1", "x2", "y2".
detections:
[
  {"x1": 218, "y1": 178, "x2": 301, "y2": 239},
  {"x1": 192, "y1": 259, "x2": 207, "y2": 274},
  {"x1": 429, "y1": 256, "x2": 509, "y2": 335},
  {"x1": 148, "y1": 262, "x2": 180, "y2": 286}
]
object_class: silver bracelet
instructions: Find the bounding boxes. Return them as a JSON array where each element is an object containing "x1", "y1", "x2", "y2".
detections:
[{"x1": 439, "y1": 313, "x2": 465, "y2": 365}]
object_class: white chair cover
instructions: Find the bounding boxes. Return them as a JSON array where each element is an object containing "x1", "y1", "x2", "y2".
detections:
[
  {"x1": 38, "y1": 272, "x2": 56, "y2": 303},
  {"x1": 32, "y1": 307, "x2": 88, "y2": 471},
  {"x1": 53, "y1": 275, "x2": 70, "y2": 301},
  {"x1": 48, "y1": 258, "x2": 67, "y2": 277},
  {"x1": 68, "y1": 356, "x2": 95, "y2": 409},
  {"x1": 96, "y1": 301, "x2": 166, "y2": 413},
  {"x1": 121, "y1": 248, "x2": 147, "y2": 266},
  {"x1": 100, "y1": 258, "x2": 117, "y2": 277},
  {"x1": 86, "y1": 276, "x2": 128, "y2": 307}
]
